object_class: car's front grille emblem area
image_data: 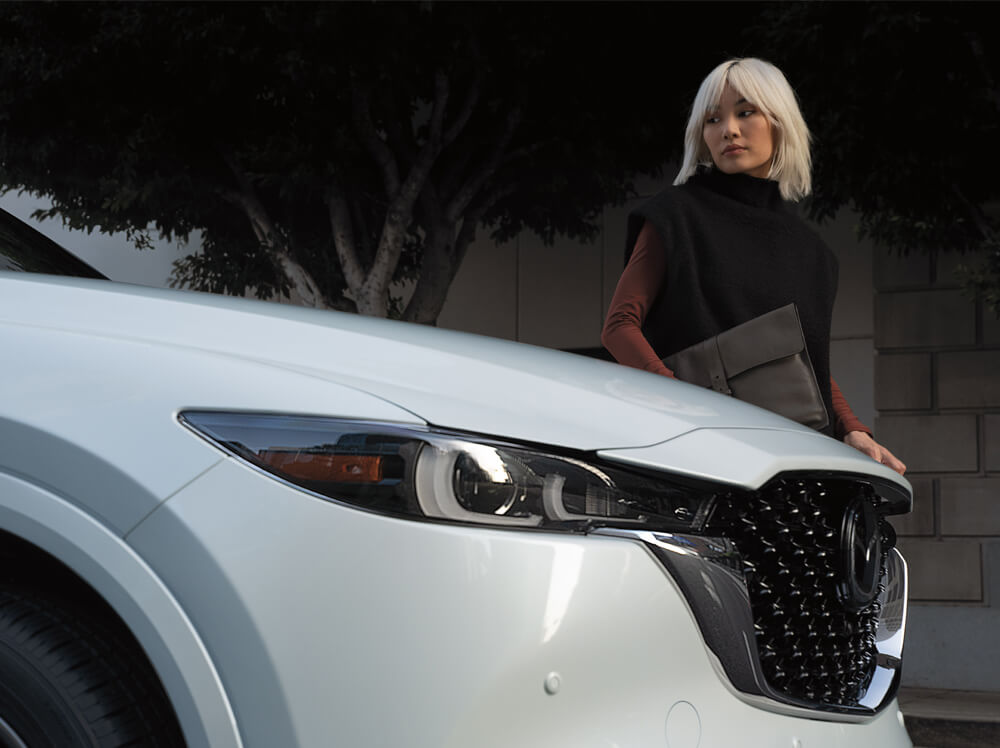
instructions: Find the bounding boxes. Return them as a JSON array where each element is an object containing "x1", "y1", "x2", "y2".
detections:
[{"x1": 706, "y1": 478, "x2": 893, "y2": 708}]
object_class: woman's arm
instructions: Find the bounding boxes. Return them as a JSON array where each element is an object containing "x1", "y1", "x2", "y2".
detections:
[
  {"x1": 830, "y1": 378, "x2": 871, "y2": 439},
  {"x1": 843, "y1": 431, "x2": 906, "y2": 474},
  {"x1": 601, "y1": 220, "x2": 675, "y2": 377},
  {"x1": 832, "y1": 379, "x2": 906, "y2": 474}
]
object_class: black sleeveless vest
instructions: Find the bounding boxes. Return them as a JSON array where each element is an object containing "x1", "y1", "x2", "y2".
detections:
[{"x1": 625, "y1": 167, "x2": 839, "y2": 433}]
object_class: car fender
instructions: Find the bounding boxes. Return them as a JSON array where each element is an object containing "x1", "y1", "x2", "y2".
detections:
[
  {"x1": 0, "y1": 470, "x2": 242, "y2": 748},
  {"x1": 0, "y1": 319, "x2": 425, "y2": 533}
]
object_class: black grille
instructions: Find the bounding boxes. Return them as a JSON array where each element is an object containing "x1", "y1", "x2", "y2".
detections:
[{"x1": 706, "y1": 477, "x2": 893, "y2": 707}]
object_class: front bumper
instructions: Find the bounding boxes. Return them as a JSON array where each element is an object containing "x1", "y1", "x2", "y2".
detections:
[
  {"x1": 128, "y1": 458, "x2": 912, "y2": 747},
  {"x1": 596, "y1": 529, "x2": 907, "y2": 716}
]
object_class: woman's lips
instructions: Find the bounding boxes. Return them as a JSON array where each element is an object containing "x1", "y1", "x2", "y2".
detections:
[{"x1": 723, "y1": 145, "x2": 746, "y2": 155}]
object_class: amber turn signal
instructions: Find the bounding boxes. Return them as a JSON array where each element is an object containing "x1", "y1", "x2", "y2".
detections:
[{"x1": 257, "y1": 451, "x2": 384, "y2": 483}]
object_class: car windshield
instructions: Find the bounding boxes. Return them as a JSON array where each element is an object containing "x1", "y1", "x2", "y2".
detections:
[{"x1": 0, "y1": 208, "x2": 107, "y2": 279}]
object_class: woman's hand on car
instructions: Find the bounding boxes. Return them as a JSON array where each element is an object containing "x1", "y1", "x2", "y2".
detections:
[{"x1": 843, "y1": 431, "x2": 906, "y2": 475}]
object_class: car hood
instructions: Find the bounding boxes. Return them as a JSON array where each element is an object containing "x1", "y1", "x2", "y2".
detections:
[{"x1": 1, "y1": 274, "x2": 818, "y2": 452}]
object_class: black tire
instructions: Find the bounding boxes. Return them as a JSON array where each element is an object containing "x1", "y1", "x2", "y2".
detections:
[{"x1": 0, "y1": 586, "x2": 185, "y2": 748}]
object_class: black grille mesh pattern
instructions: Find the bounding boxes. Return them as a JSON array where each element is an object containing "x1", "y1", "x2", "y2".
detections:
[{"x1": 706, "y1": 477, "x2": 892, "y2": 707}]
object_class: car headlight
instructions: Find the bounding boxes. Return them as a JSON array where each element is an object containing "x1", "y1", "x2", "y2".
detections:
[{"x1": 179, "y1": 411, "x2": 719, "y2": 533}]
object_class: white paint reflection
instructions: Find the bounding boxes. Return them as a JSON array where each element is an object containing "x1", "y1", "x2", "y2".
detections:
[
  {"x1": 604, "y1": 378, "x2": 720, "y2": 418},
  {"x1": 464, "y1": 537, "x2": 494, "y2": 583},
  {"x1": 542, "y1": 545, "x2": 584, "y2": 643}
]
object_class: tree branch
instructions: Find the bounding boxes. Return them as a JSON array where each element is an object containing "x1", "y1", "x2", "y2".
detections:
[
  {"x1": 220, "y1": 188, "x2": 270, "y2": 247},
  {"x1": 445, "y1": 108, "x2": 521, "y2": 223},
  {"x1": 275, "y1": 254, "x2": 327, "y2": 308},
  {"x1": 400, "y1": 182, "x2": 514, "y2": 325},
  {"x1": 385, "y1": 109, "x2": 417, "y2": 168},
  {"x1": 416, "y1": 180, "x2": 445, "y2": 227},
  {"x1": 218, "y1": 148, "x2": 282, "y2": 250},
  {"x1": 219, "y1": 185, "x2": 327, "y2": 308},
  {"x1": 427, "y1": 70, "x2": 449, "y2": 147},
  {"x1": 952, "y1": 184, "x2": 999, "y2": 244},
  {"x1": 348, "y1": 194, "x2": 374, "y2": 268},
  {"x1": 453, "y1": 184, "x2": 515, "y2": 261},
  {"x1": 452, "y1": 207, "x2": 485, "y2": 268},
  {"x1": 438, "y1": 147, "x2": 472, "y2": 203},
  {"x1": 351, "y1": 79, "x2": 401, "y2": 196},
  {"x1": 965, "y1": 30, "x2": 1000, "y2": 111},
  {"x1": 364, "y1": 73, "x2": 453, "y2": 306},
  {"x1": 327, "y1": 182, "x2": 366, "y2": 293},
  {"x1": 442, "y1": 68, "x2": 480, "y2": 146},
  {"x1": 501, "y1": 137, "x2": 555, "y2": 166},
  {"x1": 218, "y1": 147, "x2": 327, "y2": 308}
]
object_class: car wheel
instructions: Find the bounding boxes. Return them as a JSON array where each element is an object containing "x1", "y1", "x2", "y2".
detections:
[{"x1": 0, "y1": 586, "x2": 185, "y2": 748}]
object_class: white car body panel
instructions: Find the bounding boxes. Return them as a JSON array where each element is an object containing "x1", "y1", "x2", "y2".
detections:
[
  {"x1": 2, "y1": 273, "x2": 816, "y2": 449},
  {"x1": 127, "y1": 458, "x2": 910, "y2": 748},
  {"x1": 601, "y1": 427, "x2": 911, "y2": 490},
  {"x1": 0, "y1": 290, "x2": 423, "y2": 533},
  {"x1": 0, "y1": 269, "x2": 913, "y2": 747}
]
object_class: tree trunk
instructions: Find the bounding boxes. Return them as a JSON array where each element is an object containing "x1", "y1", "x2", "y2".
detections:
[
  {"x1": 277, "y1": 254, "x2": 329, "y2": 309},
  {"x1": 353, "y1": 282, "x2": 389, "y2": 317},
  {"x1": 402, "y1": 230, "x2": 452, "y2": 324},
  {"x1": 405, "y1": 209, "x2": 489, "y2": 325}
]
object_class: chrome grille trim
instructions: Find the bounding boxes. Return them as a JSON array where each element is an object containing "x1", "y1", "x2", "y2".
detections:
[{"x1": 595, "y1": 476, "x2": 908, "y2": 716}]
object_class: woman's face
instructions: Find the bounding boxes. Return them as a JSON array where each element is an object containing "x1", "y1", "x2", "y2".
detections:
[{"x1": 702, "y1": 83, "x2": 774, "y2": 178}]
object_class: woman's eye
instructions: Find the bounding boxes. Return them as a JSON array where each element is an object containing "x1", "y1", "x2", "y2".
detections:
[
  {"x1": 738, "y1": 109, "x2": 756, "y2": 118},
  {"x1": 705, "y1": 116, "x2": 720, "y2": 125}
]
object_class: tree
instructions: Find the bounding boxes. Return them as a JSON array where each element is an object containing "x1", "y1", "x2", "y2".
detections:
[
  {"x1": 11, "y1": 3, "x2": 991, "y2": 320},
  {"x1": 749, "y1": 1, "x2": 1000, "y2": 314},
  {"x1": 0, "y1": 2, "x2": 730, "y2": 322}
]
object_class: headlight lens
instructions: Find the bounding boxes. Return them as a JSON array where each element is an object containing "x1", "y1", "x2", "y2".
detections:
[{"x1": 180, "y1": 411, "x2": 718, "y2": 533}]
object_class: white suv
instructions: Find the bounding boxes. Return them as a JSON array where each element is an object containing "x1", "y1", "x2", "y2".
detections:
[{"x1": 0, "y1": 208, "x2": 912, "y2": 747}]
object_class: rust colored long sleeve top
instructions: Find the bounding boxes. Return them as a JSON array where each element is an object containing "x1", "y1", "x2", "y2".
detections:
[{"x1": 602, "y1": 220, "x2": 872, "y2": 440}]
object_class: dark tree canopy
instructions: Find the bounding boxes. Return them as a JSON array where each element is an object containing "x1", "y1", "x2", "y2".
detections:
[
  {"x1": 750, "y1": 2, "x2": 1000, "y2": 312},
  {"x1": 0, "y1": 1, "x2": 731, "y2": 320},
  {"x1": 1, "y1": 1, "x2": 997, "y2": 317}
]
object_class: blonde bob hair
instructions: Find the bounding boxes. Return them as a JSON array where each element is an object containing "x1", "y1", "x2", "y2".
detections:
[{"x1": 674, "y1": 58, "x2": 812, "y2": 201}]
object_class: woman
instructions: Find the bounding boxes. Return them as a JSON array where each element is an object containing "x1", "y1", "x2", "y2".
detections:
[{"x1": 601, "y1": 57, "x2": 905, "y2": 475}]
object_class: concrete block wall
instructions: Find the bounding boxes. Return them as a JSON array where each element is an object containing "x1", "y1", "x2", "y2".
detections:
[
  {"x1": 438, "y1": 170, "x2": 670, "y2": 349},
  {"x1": 874, "y1": 249, "x2": 1000, "y2": 691}
]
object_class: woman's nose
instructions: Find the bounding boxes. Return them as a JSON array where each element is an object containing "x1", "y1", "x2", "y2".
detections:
[{"x1": 723, "y1": 116, "x2": 740, "y2": 139}]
